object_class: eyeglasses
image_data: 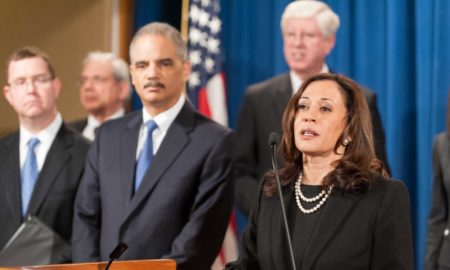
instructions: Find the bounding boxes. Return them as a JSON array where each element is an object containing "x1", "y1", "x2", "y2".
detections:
[
  {"x1": 79, "y1": 76, "x2": 114, "y2": 86},
  {"x1": 8, "y1": 75, "x2": 53, "y2": 91}
]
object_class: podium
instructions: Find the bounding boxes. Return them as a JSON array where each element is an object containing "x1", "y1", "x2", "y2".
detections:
[{"x1": 0, "y1": 259, "x2": 176, "y2": 270}]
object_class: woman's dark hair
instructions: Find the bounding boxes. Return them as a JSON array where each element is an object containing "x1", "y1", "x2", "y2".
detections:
[{"x1": 264, "y1": 73, "x2": 388, "y2": 197}]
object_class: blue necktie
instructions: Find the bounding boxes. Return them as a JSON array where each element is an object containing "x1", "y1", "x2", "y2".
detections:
[
  {"x1": 134, "y1": 120, "x2": 158, "y2": 192},
  {"x1": 21, "y1": 137, "x2": 40, "y2": 216}
]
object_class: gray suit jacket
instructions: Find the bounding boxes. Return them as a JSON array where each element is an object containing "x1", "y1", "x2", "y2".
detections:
[
  {"x1": 72, "y1": 101, "x2": 234, "y2": 270},
  {"x1": 0, "y1": 124, "x2": 90, "y2": 262},
  {"x1": 426, "y1": 133, "x2": 450, "y2": 270},
  {"x1": 234, "y1": 73, "x2": 389, "y2": 216}
]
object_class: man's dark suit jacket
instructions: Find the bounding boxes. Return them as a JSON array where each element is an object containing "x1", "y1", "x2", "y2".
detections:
[
  {"x1": 425, "y1": 133, "x2": 450, "y2": 270},
  {"x1": 72, "y1": 101, "x2": 234, "y2": 270},
  {"x1": 226, "y1": 175, "x2": 413, "y2": 270},
  {"x1": 68, "y1": 118, "x2": 87, "y2": 133},
  {"x1": 235, "y1": 73, "x2": 389, "y2": 216},
  {"x1": 0, "y1": 124, "x2": 90, "y2": 257}
]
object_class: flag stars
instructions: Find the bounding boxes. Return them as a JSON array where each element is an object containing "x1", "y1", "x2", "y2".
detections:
[
  {"x1": 201, "y1": 0, "x2": 211, "y2": 7},
  {"x1": 190, "y1": 50, "x2": 202, "y2": 66},
  {"x1": 190, "y1": 5, "x2": 200, "y2": 23},
  {"x1": 207, "y1": 38, "x2": 220, "y2": 53},
  {"x1": 205, "y1": 57, "x2": 215, "y2": 73},
  {"x1": 187, "y1": 0, "x2": 223, "y2": 92},
  {"x1": 213, "y1": 0, "x2": 221, "y2": 13},
  {"x1": 189, "y1": 72, "x2": 201, "y2": 88},
  {"x1": 198, "y1": 34, "x2": 208, "y2": 48},
  {"x1": 198, "y1": 10, "x2": 210, "y2": 27},
  {"x1": 209, "y1": 16, "x2": 221, "y2": 34},
  {"x1": 189, "y1": 27, "x2": 202, "y2": 44}
]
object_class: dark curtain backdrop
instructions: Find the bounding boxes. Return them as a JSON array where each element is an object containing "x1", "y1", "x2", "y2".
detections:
[{"x1": 133, "y1": 1, "x2": 450, "y2": 269}]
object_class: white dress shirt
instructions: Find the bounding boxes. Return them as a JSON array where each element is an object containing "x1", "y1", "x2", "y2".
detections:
[
  {"x1": 82, "y1": 108, "x2": 125, "y2": 141},
  {"x1": 20, "y1": 113, "x2": 63, "y2": 171},
  {"x1": 135, "y1": 95, "x2": 185, "y2": 160},
  {"x1": 290, "y1": 64, "x2": 330, "y2": 95}
]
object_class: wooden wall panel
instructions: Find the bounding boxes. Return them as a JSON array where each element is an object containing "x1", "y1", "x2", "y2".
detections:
[{"x1": 0, "y1": 0, "x2": 115, "y2": 137}]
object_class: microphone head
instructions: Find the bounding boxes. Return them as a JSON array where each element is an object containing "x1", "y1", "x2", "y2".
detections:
[
  {"x1": 109, "y1": 242, "x2": 128, "y2": 260},
  {"x1": 268, "y1": 132, "x2": 280, "y2": 147}
]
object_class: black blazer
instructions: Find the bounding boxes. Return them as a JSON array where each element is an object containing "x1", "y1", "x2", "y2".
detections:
[
  {"x1": 234, "y1": 73, "x2": 389, "y2": 216},
  {"x1": 0, "y1": 124, "x2": 90, "y2": 254},
  {"x1": 227, "y1": 174, "x2": 413, "y2": 270},
  {"x1": 425, "y1": 133, "x2": 450, "y2": 270},
  {"x1": 72, "y1": 101, "x2": 234, "y2": 270}
]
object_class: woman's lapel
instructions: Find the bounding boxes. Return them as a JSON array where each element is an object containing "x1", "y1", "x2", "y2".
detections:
[{"x1": 301, "y1": 189, "x2": 357, "y2": 270}]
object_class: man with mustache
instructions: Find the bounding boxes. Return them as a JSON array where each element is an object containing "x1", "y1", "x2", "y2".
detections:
[
  {"x1": 234, "y1": 0, "x2": 390, "y2": 217},
  {"x1": 72, "y1": 22, "x2": 234, "y2": 270},
  {"x1": 70, "y1": 52, "x2": 130, "y2": 141}
]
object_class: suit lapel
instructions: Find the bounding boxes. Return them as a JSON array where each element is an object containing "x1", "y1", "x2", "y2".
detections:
[
  {"x1": 27, "y1": 125, "x2": 72, "y2": 215},
  {"x1": 272, "y1": 73, "x2": 292, "y2": 121},
  {"x1": 270, "y1": 189, "x2": 294, "y2": 269},
  {"x1": 301, "y1": 189, "x2": 356, "y2": 270},
  {"x1": 0, "y1": 133, "x2": 22, "y2": 224},
  {"x1": 119, "y1": 113, "x2": 142, "y2": 204},
  {"x1": 444, "y1": 135, "x2": 450, "y2": 182},
  {"x1": 123, "y1": 103, "x2": 194, "y2": 221}
]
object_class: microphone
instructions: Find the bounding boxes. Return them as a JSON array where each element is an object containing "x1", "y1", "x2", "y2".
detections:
[
  {"x1": 268, "y1": 132, "x2": 297, "y2": 270},
  {"x1": 104, "y1": 242, "x2": 128, "y2": 270}
]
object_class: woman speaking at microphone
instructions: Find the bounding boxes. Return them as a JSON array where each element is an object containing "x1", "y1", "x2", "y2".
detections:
[{"x1": 226, "y1": 73, "x2": 413, "y2": 270}]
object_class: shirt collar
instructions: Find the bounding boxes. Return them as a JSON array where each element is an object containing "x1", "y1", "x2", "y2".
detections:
[
  {"x1": 290, "y1": 64, "x2": 330, "y2": 95},
  {"x1": 86, "y1": 107, "x2": 126, "y2": 128},
  {"x1": 142, "y1": 95, "x2": 185, "y2": 134},
  {"x1": 20, "y1": 112, "x2": 63, "y2": 149}
]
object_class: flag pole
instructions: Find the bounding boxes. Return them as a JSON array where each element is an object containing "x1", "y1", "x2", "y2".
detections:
[
  {"x1": 181, "y1": 0, "x2": 190, "y2": 42},
  {"x1": 181, "y1": 0, "x2": 190, "y2": 97}
]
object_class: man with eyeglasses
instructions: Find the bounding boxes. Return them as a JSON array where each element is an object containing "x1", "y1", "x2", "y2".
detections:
[
  {"x1": 234, "y1": 0, "x2": 390, "y2": 218},
  {"x1": 69, "y1": 52, "x2": 130, "y2": 141},
  {"x1": 0, "y1": 46, "x2": 90, "y2": 264}
]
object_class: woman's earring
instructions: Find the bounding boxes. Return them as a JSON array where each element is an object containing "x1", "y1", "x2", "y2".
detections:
[{"x1": 343, "y1": 138, "x2": 350, "y2": 146}]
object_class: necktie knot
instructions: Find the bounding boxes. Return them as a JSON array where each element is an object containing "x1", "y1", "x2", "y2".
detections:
[
  {"x1": 28, "y1": 137, "x2": 40, "y2": 150},
  {"x1": 146, "y1": 120, "x2": 158, "y2": 134}
]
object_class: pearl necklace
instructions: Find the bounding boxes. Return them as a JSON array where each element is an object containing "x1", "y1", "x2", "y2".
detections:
[{"x1": 294, "y1": 172, "x2": 334, "y2": 214}]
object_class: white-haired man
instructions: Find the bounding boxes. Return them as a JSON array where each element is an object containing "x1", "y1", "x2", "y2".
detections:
[
  {"x1": 70, "y1": 52, "x2": 130, "y2": 141},
  {"x1": 234, "y1": 0, "x2": 389, "y2": 217}
]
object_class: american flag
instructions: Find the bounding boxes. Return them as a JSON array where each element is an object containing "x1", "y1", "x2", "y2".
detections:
[
  {"x1": 187, "y1": 0, "x2": 228, "y2": 126},
  {"x1": 187, "y1": 0, "x2": 237, "y2": 268}
]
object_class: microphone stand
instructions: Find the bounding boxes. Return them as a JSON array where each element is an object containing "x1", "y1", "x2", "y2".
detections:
[
  {"x1": 105, "y1": 242, "x2": 128, "y2": 270},
  {"x1": 270, "y1": 135, "x2": 297, "y2": 270}
]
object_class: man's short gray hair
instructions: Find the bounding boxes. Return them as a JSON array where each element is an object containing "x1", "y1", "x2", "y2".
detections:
[
  {"x1": 129, "y1": 22, "x2": 188, "y2": 62},
  {"x1": 281, "y1": 0, "x2": 340, "y2": 38},
  {"x1": 83, "y1": 51, "x2": 130, "y2": 84}
]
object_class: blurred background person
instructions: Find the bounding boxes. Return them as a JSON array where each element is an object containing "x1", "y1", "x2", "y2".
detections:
[
  {"x1": 227, "y1": 73, "x2": 412, "y2": 270},
  {"x1": 0, "y1": 46, "x2": 90, "y2": 264},
  {"x1": 425, "y1": 92, "x2": 450, "y2": 270},
  {"x1": 234, "y1": 0, "x2": 389, "y2": 218},
  {"x1": 70, "y1": 51, "x2": 130, "y2": 141}
]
